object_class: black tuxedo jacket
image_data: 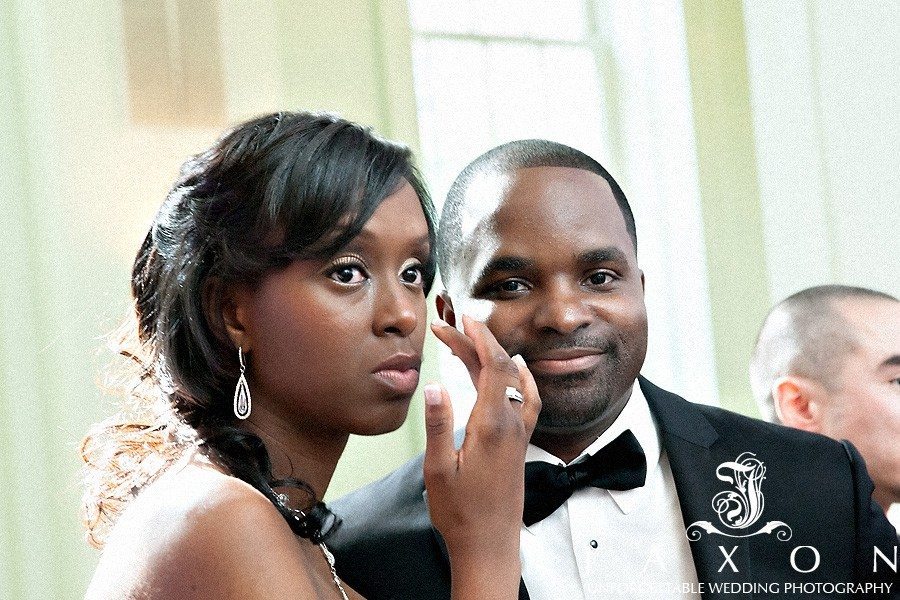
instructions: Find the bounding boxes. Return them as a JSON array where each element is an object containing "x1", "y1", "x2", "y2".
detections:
[{"x1": 331, "y1": 377, "x2": 898, "y2": 599}]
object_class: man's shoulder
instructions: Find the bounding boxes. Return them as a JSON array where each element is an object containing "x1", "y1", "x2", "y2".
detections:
[
  {"x1": 329, "y1": 449, "x2": 450, "y2": 598},
  {"x1": 697, "y1": 399, "x2": 845, "y2": 450},
  {"x1": 641, "y1": 376, "x2": 849, "y2": 458},
  {"x1": 332, "y1": 450, "x2": 428, "y2": 525},
  {"x1": 644, "y1": 379, "x2": 868, "y2": 526},
  {"x1": 643, "y1": 377, "x2": 862, "y2": 508},
  {"x1": 646, "y1": 380, "x2": 896, "y2": 590},
  {"x1": 332, "y1": 428, "x2": 467, "y2": 525}
]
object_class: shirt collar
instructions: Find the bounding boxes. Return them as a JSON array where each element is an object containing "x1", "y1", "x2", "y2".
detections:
[{"x1": 524, "y1": 383, "x2": 661, "y2": 514}]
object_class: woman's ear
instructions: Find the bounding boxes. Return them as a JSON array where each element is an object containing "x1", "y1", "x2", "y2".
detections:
[
  {"x1": 203, "y1": 277, "x2": 252, "y2": 353},
  {"x1": 435, "y1": 291, "x2": 457, "y2": 327}
]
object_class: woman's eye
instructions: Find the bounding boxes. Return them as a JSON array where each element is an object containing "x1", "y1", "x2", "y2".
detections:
[
  {"x1": 330, "y1": 265, "x2": 366, "y2": 284},
  {"x1": 401, "y1": 265, "x2": 424, "y2": 285},
  {"x1": 585, "y1": 271, "x2": 615, "y2": 286}
]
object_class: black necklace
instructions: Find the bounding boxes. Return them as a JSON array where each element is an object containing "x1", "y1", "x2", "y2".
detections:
[
  {"x1": 283, "y1": 500, "x2": 342, "y2": 544},
  {"x1": 276, "y1": 495, "x2": 348, "y2": 599}
]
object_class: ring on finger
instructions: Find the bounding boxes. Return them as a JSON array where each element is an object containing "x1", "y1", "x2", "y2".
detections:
[{"x1": 505, "y1": 386, "x2": 524, "y2": 404}]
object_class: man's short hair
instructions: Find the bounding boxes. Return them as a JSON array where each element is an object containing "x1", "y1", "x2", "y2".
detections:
[
  {"x1": 437, "y1": 139, "x2": 637, "y2": 288},
  {"x1": 749, "y1": 284, "x2": 898, "y2": 422}
]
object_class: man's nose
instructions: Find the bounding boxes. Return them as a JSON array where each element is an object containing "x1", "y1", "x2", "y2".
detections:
[{"x1": 532, "y1": 280, "x2": 593, "y2": 335}]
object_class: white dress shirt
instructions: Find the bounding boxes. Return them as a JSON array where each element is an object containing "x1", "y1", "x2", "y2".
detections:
[{"x1": 520, "y1": 384, "x2": 701, "y2": 599}]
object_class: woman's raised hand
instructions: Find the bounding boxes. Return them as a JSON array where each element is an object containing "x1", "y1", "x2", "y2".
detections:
[{"x1": 423, "y1": 315, "x2": 541, "y2": 598}]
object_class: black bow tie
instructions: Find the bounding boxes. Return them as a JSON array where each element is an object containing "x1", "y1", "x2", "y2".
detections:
[{"x1": 523, "y1": 429, "x2": 647, "y2": 526}]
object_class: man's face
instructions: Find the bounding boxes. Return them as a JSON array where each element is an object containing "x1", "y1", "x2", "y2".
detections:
[
  {"x1": 822, "y1": 299, "x2": 900, "y2": 506},
  {"x1": 449, "y1": 166, "x2": 648, "y2": 434}
]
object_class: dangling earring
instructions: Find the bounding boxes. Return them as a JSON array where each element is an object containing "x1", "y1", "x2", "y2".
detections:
[{"x1": 234, "y1": 347, "x2": 251, "y2": 419}]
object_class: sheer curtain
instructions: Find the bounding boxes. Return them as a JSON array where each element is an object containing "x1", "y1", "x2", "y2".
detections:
[{"x1": 742, "y1": 1, "x2": 900, "y2": 300}]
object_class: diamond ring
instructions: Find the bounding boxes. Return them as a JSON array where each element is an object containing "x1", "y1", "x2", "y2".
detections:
[{"x1": 505, "y1": 386, "x2": 524, "y2": 403}]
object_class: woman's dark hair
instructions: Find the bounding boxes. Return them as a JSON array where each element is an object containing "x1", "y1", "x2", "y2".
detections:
[{"x1": 81, "y1": 111, "x2": 436, "y2": 547}]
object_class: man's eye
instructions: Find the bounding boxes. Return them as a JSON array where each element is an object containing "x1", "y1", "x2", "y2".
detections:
[
  {"x1": 475, "y1": 278, "x2": 530, "y2": 299},
  {"x1": 498, "y1": 280, "x2": 527, "y2": 293},
  {"x1": 585, "y1": 271, "x2": 615, "y2": 286},
  {"x1": 401, "y1": 265, "x2": 424, "y2": 285},
  {"x1": 330, "y1": 266, "x2": 366, "y2": 284}
]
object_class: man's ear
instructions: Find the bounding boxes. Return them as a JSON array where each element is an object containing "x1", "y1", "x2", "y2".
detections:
[
  {"x1": 435, "y1": 291, "x2": 457, "y2": 328},
  {"x1": 203, "y1": 277, "x2": 252, "y2": 353},
  {"x1": 772, "y1": 376, "x2": 825, "y2": 433},
  {"x1": 640, "y1": 270, "x2": 645, "y2": 292}
]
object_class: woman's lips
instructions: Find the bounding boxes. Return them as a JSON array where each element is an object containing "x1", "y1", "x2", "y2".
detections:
[
  {"x1": 527, "y1": 350, "x2": 604, "y2": 376},
  {"x1": 372, "y1": 368, "x2": 421, "y2": 394},
  {"x1": 372, "y1": 354, "x2": 421, "y2": 394}
]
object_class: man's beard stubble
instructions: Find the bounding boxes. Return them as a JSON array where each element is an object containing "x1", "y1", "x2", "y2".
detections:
[{"x1": 521, "y1": 339, "x2": 633, "y2": 431}]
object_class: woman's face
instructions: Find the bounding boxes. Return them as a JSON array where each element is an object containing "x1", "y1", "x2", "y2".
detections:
[{"x1": 236, "y1": 182, "x2": 431, "y2": 437}]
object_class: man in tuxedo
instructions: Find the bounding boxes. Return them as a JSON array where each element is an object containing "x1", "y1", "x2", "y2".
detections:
[
  {"x1": 331, "y1": 141, "x2": 897, "y2": 599},
  {"x1": 750, "y1": 285, "x2": 900, "y2": 527}
]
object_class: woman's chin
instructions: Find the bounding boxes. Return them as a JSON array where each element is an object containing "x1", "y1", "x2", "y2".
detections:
[{"x1": 354, "y1": 397, "x2": 413, "y2": 436}]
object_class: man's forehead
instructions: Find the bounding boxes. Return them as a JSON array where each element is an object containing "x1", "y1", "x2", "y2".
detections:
[
  {"x1": 458, "y1": 165, "x2": 612, "y2": 224},
  {"x1": 458, "y1": 170, "x2": 513, "y2": 239}
]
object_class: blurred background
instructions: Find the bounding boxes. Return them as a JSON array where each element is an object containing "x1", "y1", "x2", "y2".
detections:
[{"x1": 0, "y1": 0, "x2": 897, "y2": 596}]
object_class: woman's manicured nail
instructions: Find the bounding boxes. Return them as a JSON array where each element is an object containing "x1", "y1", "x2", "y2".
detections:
[{"x1": 424, "y1": 383, "x2": 442, "y2": 405}]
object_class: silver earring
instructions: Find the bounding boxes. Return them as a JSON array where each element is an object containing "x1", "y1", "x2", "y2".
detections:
[{"x1": 234, "y1": 347, "x2": 251, "y2": 419}]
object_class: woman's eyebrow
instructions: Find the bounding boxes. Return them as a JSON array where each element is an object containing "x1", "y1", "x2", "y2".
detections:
[
  {"x1": 412, "y1": 234, "x2": 432, "y2": 250},
  {"x1": 402, "y1": 234, "x2": 433, "y2": 256}
]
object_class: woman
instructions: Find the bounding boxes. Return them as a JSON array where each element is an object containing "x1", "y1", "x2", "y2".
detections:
[{"x1": 81, "y1": 111, "x2": 539, "y2": 599}]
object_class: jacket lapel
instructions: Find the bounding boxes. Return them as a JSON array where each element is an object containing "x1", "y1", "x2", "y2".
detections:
[{"x1": 640, "y1": 377, "x2": 754, "y2": 600}]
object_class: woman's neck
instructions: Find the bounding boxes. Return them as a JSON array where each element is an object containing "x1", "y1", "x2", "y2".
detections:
[{"x1": 240, "y1": 403, "x2": 349, "y2": 503}]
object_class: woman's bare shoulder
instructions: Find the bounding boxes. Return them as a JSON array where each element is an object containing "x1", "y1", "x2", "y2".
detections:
[{"x1": 85, "y1": 461, "x2": 319, "y2": 600}]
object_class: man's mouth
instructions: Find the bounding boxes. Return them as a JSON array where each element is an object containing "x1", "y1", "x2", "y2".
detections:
[{"x1": 526, "y1": 348, "x2": 605, "y2": 376}]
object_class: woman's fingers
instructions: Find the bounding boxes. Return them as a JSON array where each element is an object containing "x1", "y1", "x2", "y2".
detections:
[
  {"x1": 459, "y1": 316, "x2": 529, "y2": 458},
  {"x1": 431, "y1": 319, "x2": 481, "y2": 384},
  {"x1": 423, "y1": 383, "x2": 456, "y2": 487},
  {"x1": 431, "y1": 315, "x2": 538, "y2": 443},
  {"x1": 462, "y1": 315, "x2": 522, "y2": 413},
  {"x1": 512, "y1": 354, "x2": 541, "y2": 435},
  {"x1": 423, "y1": 317, "x2": 538, "y2": 592},
  {"x1": 463, "y1": 315, "x2": 520, "y2": 381}
]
